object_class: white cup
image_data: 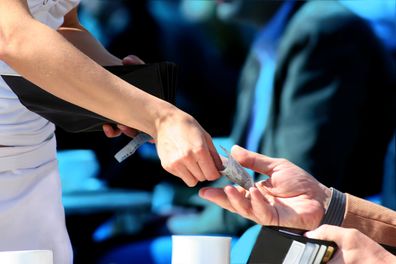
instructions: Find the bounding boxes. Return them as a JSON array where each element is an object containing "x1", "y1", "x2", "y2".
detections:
[
  {"x1": 172, "y1": 235, "x2": 231, "y2": 264},
  {"x1": 0, "y1": 250, "x2": 53, "y2": 264}
]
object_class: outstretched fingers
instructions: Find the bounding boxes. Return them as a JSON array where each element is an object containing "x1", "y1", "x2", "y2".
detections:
[
  {"x1": 200, "y1": 184, "x2": 279, "y2": 226},
  {"x1": 250, "y1": 186, "x2": 278, "y2": 226},
  {"x1": 223, "y1": 185, "x2": 254, "y2": 219},
  {"x1": 199, "y1": 187, "x2": 237, "y2": 213}
]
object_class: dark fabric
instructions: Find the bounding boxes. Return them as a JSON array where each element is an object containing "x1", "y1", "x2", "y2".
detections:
[
  {"x1": 261, "y1": 1, "x2": 395, "y2": 197},
  {"x1": 230, "y1": 1, "x2": 305, "y2": 146},
  {"x1": 230, "y1": 52, "x2": 262, "y2": 146},
  {"x1": 2, "y1": 62, "x2": 177, "y2": 133},
  {"x1": 382, "y1": 131, "x2": 396, "y2": 210}
]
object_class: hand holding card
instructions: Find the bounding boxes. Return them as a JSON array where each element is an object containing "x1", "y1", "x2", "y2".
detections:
[{"x1": 248, "y1": 226, "x2": 337, "y2": 264}]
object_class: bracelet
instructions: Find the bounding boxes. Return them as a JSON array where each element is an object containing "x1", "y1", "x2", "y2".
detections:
[{"x1": 320, "y1": 187, "x2": 346, "y2": 226}]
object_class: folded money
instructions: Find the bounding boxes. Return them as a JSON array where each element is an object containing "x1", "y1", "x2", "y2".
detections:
[{"x1": 220, "y1": 146, "x2": 254, "y2": 190}]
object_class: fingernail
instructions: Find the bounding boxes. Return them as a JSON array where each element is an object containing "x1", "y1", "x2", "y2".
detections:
[
  {"x1": 231, "y1": 145, "x2": 240, "y2": 152},
  {"x1": 245, "y1": 192, "x2": 251, "y2": 199}
]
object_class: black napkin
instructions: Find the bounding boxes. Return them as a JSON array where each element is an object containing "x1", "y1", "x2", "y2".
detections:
[{"x1": 2, "y1": 62, "x2": 177, "y2": 133}]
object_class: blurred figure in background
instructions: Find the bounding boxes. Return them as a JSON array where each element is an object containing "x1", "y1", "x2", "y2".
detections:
[{"x1": 224, "y1": 0, "x2": 395, "y2": 198}]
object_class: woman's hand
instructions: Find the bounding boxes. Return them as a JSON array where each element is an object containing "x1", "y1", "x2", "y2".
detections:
[
  {"x1": 101, "y1": 54, "x2": 222, "y2": 187},
  {"x1": 306, "y1": 225, "x2": 396, "y2": 264},
  {"x1": 154, "y1": 110, "x2": 223, "y2": 187},
  {"x1": 199, "y1": 145, "x2": 331, "y2": 230},
  {"x1": 102, "y1": 124, "x2": 139, "y2": 138}
]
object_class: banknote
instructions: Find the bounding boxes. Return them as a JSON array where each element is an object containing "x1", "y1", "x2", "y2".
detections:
[{"x1": 219, "y1": 146, "x2": 254, "y2": 190}]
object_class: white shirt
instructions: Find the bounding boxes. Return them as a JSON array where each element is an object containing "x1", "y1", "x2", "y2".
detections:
[
  {"x1": 0, "y1": 3, "x2": 81, "y2": 263},
  {"x1": 0, "y1": 0, "x2": 80, "y2": 146}
]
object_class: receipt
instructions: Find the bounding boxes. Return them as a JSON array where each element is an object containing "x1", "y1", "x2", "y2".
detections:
[
  {"x1": 114, "y1": 132, "x2": 152, "y2": 162},
  {"x1": 219, "y1": 146, "x2": 254, "y2": 190}
]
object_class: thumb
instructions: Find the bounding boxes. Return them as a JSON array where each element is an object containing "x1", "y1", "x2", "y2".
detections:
[
  {"x1": 231, "y1": 145, "x2": 276, "y2": 175},
  {"x1": 305, "y1": 224, "x2": 342, "y2": 243}
]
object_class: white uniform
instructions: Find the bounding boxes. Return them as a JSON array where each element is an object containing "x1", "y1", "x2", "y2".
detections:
[{"x1": 0, "y1": 0, "x2": 80, "y2": 263}]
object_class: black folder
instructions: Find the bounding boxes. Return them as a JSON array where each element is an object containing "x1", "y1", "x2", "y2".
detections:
[
  {"x1": 249, "y1": 225, "x2": 396, "y2": 263},
  {"x1": 248, "y1": 226, "x2": 337, "y2": 264},
  {"x1": 1, "y1": 62, "x2": 177, "y2": 133}
]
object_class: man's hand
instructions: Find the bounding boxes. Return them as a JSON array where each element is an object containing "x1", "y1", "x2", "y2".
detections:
[
  {"x1": 102, "y1": 55, "x2": 144, "y2": 139},
  {"x1": 199, "y1": 145, "x2": 331, "y2": 230},
  {"x1": 306, "y1": 225, "x2": 396, "y2": 264}
]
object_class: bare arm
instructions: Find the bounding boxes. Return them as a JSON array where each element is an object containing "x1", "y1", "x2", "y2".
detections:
[
  {"x1": 57, "y1": 7, "x2": 121, "y2": 66},
  {"x1": 58, "y1": 6, "x2": 141, "y2": 138},
  {"x1": 0, "y1": 0, "x2": 169, "y2": 136}
]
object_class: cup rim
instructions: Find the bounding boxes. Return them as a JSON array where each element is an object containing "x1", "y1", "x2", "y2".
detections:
[
  {"x1": 171, "y1": 235, "x2": 232, "y2": 240},
  {"x1": 0, "y1": 250, "x2": 53, "y2": 255}
]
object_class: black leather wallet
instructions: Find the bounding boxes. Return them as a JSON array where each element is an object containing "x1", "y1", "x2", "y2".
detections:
[
  {"x1": 248, "y1": 226, "x2": 338, "y2": 264},
  {"x1": 2, "y1": 62, "x2": 177, "y2": 133}
]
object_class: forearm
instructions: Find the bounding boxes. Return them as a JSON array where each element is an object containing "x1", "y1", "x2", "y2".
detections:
[
  {"x1": 342, "y1": 194, "x2": 396, "y2": 246},
  {"x1": 58, "y1": 27, "x2": 121, "y2": 66},
  {"x1": 1, "y1": 17, "x2": 173, "y2": 137}
]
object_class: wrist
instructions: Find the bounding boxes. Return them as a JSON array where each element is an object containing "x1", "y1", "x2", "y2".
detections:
[
  {"x1": 130, "y1": 98, "x2": 175, "y2": 138},
  {"x1": 152, "y1": 103, "x2": 190, "y2": 138},
  {"x1": 321, "y1": 185, "x2": 332, "y2": 213},
  {"x1": 312, "y1": 184, "x2": 332, "y2": 227}
]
